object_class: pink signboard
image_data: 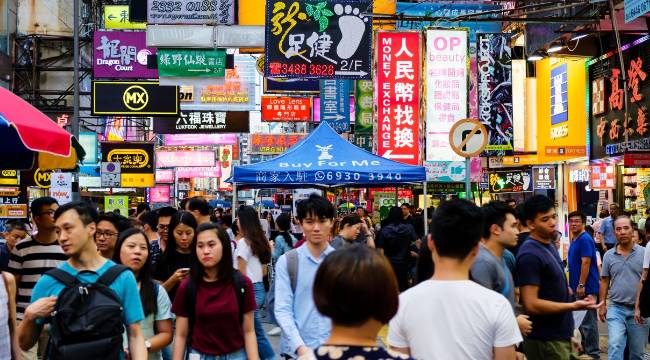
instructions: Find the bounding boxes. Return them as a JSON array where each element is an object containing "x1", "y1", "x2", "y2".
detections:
[
  {"x1": 93, "y1": 31, "x2": 158, "y2": 79},
  {"x1": 176, "y1": 166, "x2": 222, "y2": 178},
  {"x1": 313, "y1": 96, "x2": 355, "y2": 123},
  {"x1": 150, "y1": 186, "x2": 170, "y2": 203},
  {"x1": 163, "y1": 134, "x2": 238, "y2": 146},
  {"x1": 156, "y1": 151, "x2": 215, "y2": 167},
  {"x1": 155, "y1": 169, "x2": 175, "y2": 183}
]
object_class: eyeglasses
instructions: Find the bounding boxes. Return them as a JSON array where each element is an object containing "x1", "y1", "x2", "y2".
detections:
[
  {"x1": 96, "y1": 231, "x2": 117, "y2": 238},
  {"x1": 157, "y1": 225, "x2": 169, "y2": 231},
  {"x1": 37, "y1": 210, "x2": 56, "y2": 217}
]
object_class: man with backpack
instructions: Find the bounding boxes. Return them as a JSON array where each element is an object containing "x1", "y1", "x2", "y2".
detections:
[
  {"x1": 274, "y1": 194, "x2": 336, "y2": 359},
  {"x1": 17, "y1": 201, "x2": 147, "y2": 360}
]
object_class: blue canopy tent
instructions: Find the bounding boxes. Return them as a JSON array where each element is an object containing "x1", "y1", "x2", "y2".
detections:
[{"x1": 230, "y1": 123, "x2": 429, "y2": 231}]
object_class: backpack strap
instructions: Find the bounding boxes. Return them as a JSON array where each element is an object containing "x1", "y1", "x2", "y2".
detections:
[
  {"x1": 232, "y1": 270, "x2": 246, "y2": 324},
  {"x1": 97, "y1": 264, "x2": 129, "y2": 286},
  {"x1": 286, "y1": 249, "x2": 299, "y2": 293},
  {"x1": 45, "y1": 268, "x2": 79, "y2": 287}
]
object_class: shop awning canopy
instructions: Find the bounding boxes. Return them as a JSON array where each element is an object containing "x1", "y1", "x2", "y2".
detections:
[{"x1": 231, "y1": 123, "x2": 426, "y2": 188}]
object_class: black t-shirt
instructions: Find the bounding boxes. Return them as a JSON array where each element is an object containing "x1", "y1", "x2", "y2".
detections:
[
  {"x1": 516, "y1": 237, "x2": 573, "y2": 341},
  {"x1": 510, "y1": 231, "x2": 530, "y2": 257},
  {"x1": 153, "y1": 250, "x2": 193, "y2": 302},
  {"x1": 377, "y1": 223, "x2": 417, "y2": 263}
]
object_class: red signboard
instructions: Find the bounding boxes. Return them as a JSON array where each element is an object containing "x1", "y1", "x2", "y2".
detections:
[
  {"x1": 624, "y1": 152, "x2": 650, "y2": 167},
  {"x1": 261, "y1": 96, "x2": 312, "y2": 122},
  {"x1": 590, "y1": 165, "x2": 616, "y2": 189},
  {"x1": 376, "y1": 31, "x2": 421, "y2": 165}
]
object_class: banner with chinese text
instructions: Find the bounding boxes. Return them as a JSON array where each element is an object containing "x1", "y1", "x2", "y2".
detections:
[
  {"x1": 261, "y1": 97, "x2": 312, "y2": 121},
  {"x1": 319, "y1": 80, "x2": 350, "y2": 132},
  {"x1": 105, "y1": 195, "x2": 129, "y2": 216},
  {"x1": 375, "y1": 31, "x2": 421, "y2": 166},
  {"x1": 100, "y1": 142, "x2": 155, "y2": 187},
  {"x1": 425, "y1": 29, "x2": 468, "y2": 162},
  {"x1": 589, "y1": 37, "x2": 650, "y2": 160},
  {"x1": 248, "y1": 134, "x2": 307, "y2": 154},
  {"x1": 147, "y1": 0, "x2": 235, "y2": 25},
  {"x1": 264, "y1": 0, "x2": 372, "y2": 79},
  {"x1": 477, "y1": 33, "x2": 513, "y2": 156},
  {"x1": 93, "y1": 31, "x2": 157, "y2": 79}
]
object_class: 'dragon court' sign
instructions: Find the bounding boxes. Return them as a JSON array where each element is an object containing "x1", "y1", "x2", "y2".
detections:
[{"x1": 264, "y1": 0, "x2": 372, "y2": 79}]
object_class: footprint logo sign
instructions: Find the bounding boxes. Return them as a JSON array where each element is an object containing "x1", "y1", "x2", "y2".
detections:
[{"x1": 334, "y1": 4, "x2": 369, "y2": 60}]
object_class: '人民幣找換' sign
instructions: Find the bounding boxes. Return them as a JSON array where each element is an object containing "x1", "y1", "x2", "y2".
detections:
[
  {"x1": 375, "y1": 31, "x2": 421, "y2": 165},
  {"x1": 93, "y1": 31, "x2": 157, "y2": 79},
  {"x1": 264, "y1": 0, "x2": 371, "y2": 79}
]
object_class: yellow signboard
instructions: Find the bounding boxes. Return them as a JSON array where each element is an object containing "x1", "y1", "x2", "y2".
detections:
[
  {"x1": 121, "y1": 174, "x2": 155, "y2": 188},
  {"x1": 104, "y1": 5, "x2": 146, "y2": 30}
]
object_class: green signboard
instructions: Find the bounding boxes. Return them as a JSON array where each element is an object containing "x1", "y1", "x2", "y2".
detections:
[
  {"x1": 157, "y1": 49, "x2": 227, "y2": 77},
  {"x1": 427, "y1": 182, "x2": 466, "y2": 194},
  {"x1": 105, "y1": 195, "x2": 129, "y2": 216}
]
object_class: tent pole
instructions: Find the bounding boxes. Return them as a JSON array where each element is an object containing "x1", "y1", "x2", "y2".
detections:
[
  {"x1": 395, "y1": 186, "x2": 398, "y2": 206},
  {"x1": 423, "y1": 181, "x2": 428, "y2": 236},
  {"x1": 232, "y1": 183, "x2": 238, "y2": 218}
]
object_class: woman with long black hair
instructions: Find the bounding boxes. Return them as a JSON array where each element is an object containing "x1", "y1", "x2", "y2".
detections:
[
  {"x1": 114, "y1": 228, "x2": 173, "y2": 360},
  {"x1": 272, "y1": 213, "x2": 296, "y2": 262},
  {"x1": 153, "y1": 211, "x2": 198, "y2": 302},
  {"x1": 235, "y1": 206, "x2": 274, "y2": 360},
  {"x1": 172, "y1": 223, "x2": 258, "y2": 360}
]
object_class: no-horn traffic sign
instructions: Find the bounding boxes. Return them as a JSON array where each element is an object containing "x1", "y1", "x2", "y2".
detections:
[{"x1": 449, "y1": 119, "x2": 489, "y2": 158}]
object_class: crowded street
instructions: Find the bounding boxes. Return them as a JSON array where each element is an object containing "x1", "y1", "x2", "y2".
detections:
[{"x1": 1, "y1": 0, "x2": 650, "y2": 359}]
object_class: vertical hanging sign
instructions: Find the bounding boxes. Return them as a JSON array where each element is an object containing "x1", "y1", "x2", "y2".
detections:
[
  {"x1": 319, "y1": 80, "x2": 350, "y2": 132},
  {"x1": 425, "y1": 29, "x2": 468, "y2": 162},
  {"x1": 375, "y1": 31, "x2": 421, "y2": 166},
  {"x1": 477, "y1": 33, "x2": 514, "y2": 156}
]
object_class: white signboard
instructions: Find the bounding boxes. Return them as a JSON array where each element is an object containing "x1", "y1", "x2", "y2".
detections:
[
  {"x1": 216, "y1": 26, "x2": 264, "y2": 48},
  {"x1": 146, "y1": 25, "x2": 215, "y2": 48},
  {"x1": 425, "y1": 29, "x2": 468, "y2": 162},
  {"x1": 101, "y1": 162, "x2": 121, "y2": 188},
  {"x1": 50, "y1": 172, "x2": 73, "y2": 205}
]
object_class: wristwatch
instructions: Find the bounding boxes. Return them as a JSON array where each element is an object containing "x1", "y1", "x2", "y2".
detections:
[
  {"x1": 145, "y1": 340, "x2": 151, "y2": 350},
  {"x1": 578, "y1": 284, "x2": 585, "y2": 288}
]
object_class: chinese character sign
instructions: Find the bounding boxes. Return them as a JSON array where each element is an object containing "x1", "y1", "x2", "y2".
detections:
[
  {"x1": 100, "y1": 142, "x2": 155, "y2": 187},
  {"x1": 150, "y1": 186, "x2": 170, "y2": 203},
  {"x1": 376, "y1": 31, "x2": 421, "y2": 166},
  {"x1": 147, "y1": 0, "x2": 236, "y2": 25},
  {"x1": 425, "y1": 29, "x2": 468, "y2": 162},
  {"x1": 93, "y1": 31, "x2": 157, "y2": 79},
  {"x1": 550, "y1": 64, "x2": 568, "y2": 125},
  {"x1": 157, "y1": 49, "x2": 227, "y2": 77},
  {"x1": 319, "y1": 80, "x2": 350, "y2": 132},
  {"x1": 105, "y1": 195, "x2": 129, "y2": 216},
  {"x1": 477, "y1": 33, "x2": 513, "y2": 156},
  {"x1": 249, "y1": 134, "x2": 307, "y2": 154},
  {"x1": 589, "y1": 39, "x2": 650, "y2": 160},
  {"x1": 261, "y1": 97, "x2": 312, "y2": 121},
  {"x1": 355, "y1": 80, "x2": 373, "y2": 134},
  {"x1": 264, "y1": 0, "x2": 372, "y2": 79}
]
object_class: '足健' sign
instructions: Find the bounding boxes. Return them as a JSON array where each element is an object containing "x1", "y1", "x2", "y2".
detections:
[
  {"x1": 426, "y1": 29, "x2": 468, "y2": 162},
  {"x1": 376, "y1": 31, "x2": 421, "y2": 166},
  {"x1": 261, "y1": 96, "x2": 312, "y2": 122},
  {"x1": 488, "y1": 170, "x2": 533, "y2": 193},
  {"x1": 264, "y1": 0, "x2": 372, "y2": 79},
  {"x1": 147, "y1": 0, "x2": 236, "y2": 25},
  {"x1": 93, "y1": 31, "x2": 157, "y2": 79},
  {"x1": 477, "y1": 33, "x2": 513, "y2": 156}
]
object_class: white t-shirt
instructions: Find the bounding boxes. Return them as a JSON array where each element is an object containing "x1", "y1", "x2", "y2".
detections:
[
  {"x1": 643, "y1": 245, "x2": 650, "y2": 269},
  {"x1": 388, "y1": 280, "x2": 522, "y2": 360},
  {"x1": 235, "y1": 238, "x2": 264, "y2": 283}
]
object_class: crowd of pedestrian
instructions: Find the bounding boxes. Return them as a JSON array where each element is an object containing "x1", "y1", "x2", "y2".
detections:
[{"x1": 3, "y1": 193, "x2": 650, "y2": 359}]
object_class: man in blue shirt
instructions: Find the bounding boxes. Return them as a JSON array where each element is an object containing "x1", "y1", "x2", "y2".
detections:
[
  {"x1": 599, "y1": 203, "x2": 620, "y2": 250},
  {"x1": 275, "y1": 194, "x2": 335, "y2": 359},
  {"x1": 17, "y1": 201, "x2": 147, "y2": 360},
  {"x1": 567, "y1": 210, "x2": 600, "y2": 359}
]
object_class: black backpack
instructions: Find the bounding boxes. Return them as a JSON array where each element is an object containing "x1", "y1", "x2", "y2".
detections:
[
  {"x1": 183, "y1": 270, "x2": 247, "y2": 350},
  {"x1": 45, "y1": 264, "x2": 129, "y2": 360}
]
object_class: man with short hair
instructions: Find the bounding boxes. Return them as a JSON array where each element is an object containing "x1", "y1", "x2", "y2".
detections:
[
  {"x1": 187, "y1": 197, "x2": 211, "y2": 225},
  {"x1": 599, "y1": 203, "x2": 620, "y2": 250},
  {"x1": 400, "y1": 203, "x2": 412, "y2": 222},
  {"x1": 139, "y1": 211, "x2": 161, "y2": 266},
  {"x1": 8, "y1": 197, "x2": 64, "y2": 360},
  {"x1": 155, "y1": 207, "x2": 177, "y2": 253},
  {"x1": 599, "y1": 215, "x2": 649, "y2": 359},
  {"x1": 388, "y1": 199, "x2": 522, "y2": 359},
  {"x1": 275, "y1": 194, "x2": 336, "y2": 359},
  {"x1": 18, "y1": 201, "x2": 147, "y2": 360},
  {"x1": 567, "y1": 210, "x2": 600, "y2": 359},
  {"x1": 470, "y1": 201, "x2": 532, "y2": 338},
  {"x1": 516, "y1": 195, "x2": 600, "y2": 360},
  {"x1": 0, "y1": 221, "x2": 29, "y2": 270},
  {"x1": 506, "y1": 199, "x2": 517, "y2": 209}
]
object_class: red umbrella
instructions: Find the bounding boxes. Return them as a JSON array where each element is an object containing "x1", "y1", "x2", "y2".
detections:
[{"x1": 0, "y1": 86, "x2": 72, "y2": 157}]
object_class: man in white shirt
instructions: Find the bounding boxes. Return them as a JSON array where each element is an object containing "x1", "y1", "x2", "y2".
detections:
[{"x1": 388, "y1": 199, "x2": 522, "y2": 360}]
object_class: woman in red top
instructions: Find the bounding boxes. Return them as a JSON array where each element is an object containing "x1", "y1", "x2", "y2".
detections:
[{"x1": 172, "y1": 223, "x2": 259, "y2": 360}]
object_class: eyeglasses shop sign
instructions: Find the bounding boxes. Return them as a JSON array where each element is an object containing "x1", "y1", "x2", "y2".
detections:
[{"x1": 92, "y1": 81, "x2": 179, "y2": 116}]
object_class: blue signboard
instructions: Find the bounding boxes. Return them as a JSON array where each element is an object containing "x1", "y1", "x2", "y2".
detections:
[
  {"x1": 550, "y1": 64, "x2": 568, "y2": 125},
  {"x1": 395, "y1": 2, "x2": 502, "y2": 42},
  {"x1": 625, "y1": 0, "x2": 650, "y2": 23},
  {"x1": 319, "y1": 80, "x2": 350, "y2": 133}
]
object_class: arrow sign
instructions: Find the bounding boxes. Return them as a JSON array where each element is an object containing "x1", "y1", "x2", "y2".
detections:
[
  {"x1": 323, "y1": 114, "x2": 345, "y2": 121},
  {"x1": 383, "y1": 150, "x2": 415, "y2": 160},
  {"x1": 108, "y1": 14, "x2": 116, "y2": 20},
  {"x1": 319, "y1": 80, "x2": 350, "y2": 133},
  {"x1": 187, "y1": 69, "x2": 212, "y2": 73},
  {"x1": 334, "y1": 70, "x2": 368, "y2": 77}
]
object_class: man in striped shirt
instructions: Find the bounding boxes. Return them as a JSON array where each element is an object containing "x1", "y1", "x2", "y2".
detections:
[{"x1": 8, "y1": 197, "x2": 65, "y2": 360}]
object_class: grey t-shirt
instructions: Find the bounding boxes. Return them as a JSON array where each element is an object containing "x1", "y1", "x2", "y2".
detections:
[
  {"x1": 602, "y1": 244, "x2": 645, "y2": 305},
  {"x1": 470, "y1": 245, "x2": 515, "y2": 308}
]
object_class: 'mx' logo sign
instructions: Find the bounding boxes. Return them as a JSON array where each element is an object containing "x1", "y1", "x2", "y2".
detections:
[{"x1": 123, "y1": 85, "x2": 149, "y2": 111}]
